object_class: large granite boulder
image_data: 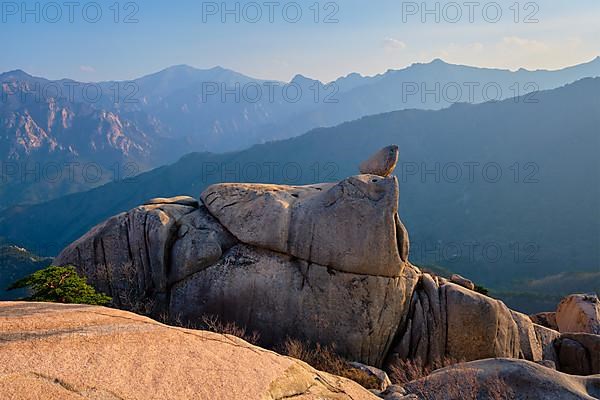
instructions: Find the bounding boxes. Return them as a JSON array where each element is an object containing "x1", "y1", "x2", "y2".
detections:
[
  {"x1": 533, "y1": 324, "x2": 560, "y2": 364},
  {"x1": 403, "y1": 359, "x2": 600, "y2": 400},
  {"x1": 511, "y1": 310, "x2": 543, "y2": 362},
  {"x1": 387, "y1": 275, "x2": 521, "y2": 368},
  {"x1": 555, "y1": 333, "x2": 600, "y2": 375},
  {"x1": 54, "y1": 198, "x2": 236, "y2": 314},
  {"x1": 201, "y1": 174, "x2": 409, "y2": 278},
  {"x1": 56, "y1": 170, "x2": 416, "y2": 367},
  {"x1": 556, "y1": 294, "x2": 600, "y2": 334},
  {"x1": 0, "y1": 302, "x2": 377, "y2": 400}
]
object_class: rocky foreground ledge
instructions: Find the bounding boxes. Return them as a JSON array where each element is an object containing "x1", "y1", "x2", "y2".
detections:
[
  {"x1": 1, "y1": 302, "x2": 599, "y2": 400},
  {"x1": 0, "y1": 302, "x2": 374, "y2": 400}
]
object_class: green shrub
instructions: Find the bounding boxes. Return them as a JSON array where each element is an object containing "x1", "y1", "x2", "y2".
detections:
[
  {"x1": 8, "y1": 265, "x2": 111, "y2": 306},
  {"x1": 474, "y1": 284, "x2": 490, "y2": 296}
]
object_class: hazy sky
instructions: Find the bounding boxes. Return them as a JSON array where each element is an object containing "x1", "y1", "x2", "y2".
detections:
[{"x1": 2, "y1": 0, "x2": 599, "y2": 82}]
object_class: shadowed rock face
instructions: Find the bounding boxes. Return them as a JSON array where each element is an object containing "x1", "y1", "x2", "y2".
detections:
[
  {"x1": 54, "y1": 199, "x2": 236, "y2": 314},
  {"x1": 387, "y1": 276, "x2": 521, "y2": 368},
  {"x1": 201, "y1": 174, "x2": 409, "y2": 278},
  {"x1": 555, "y1": 333, "x2": 600, "y2": 375},
  {"x1": 530, "y1": 312, "x2": 558, "y2": 330}
]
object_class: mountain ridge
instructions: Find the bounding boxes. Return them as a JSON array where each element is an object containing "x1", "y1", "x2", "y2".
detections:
[
  {"x1": 6, "y1": 55, "x2": 600, "y2": 86},
  {"x1": 1, "y1": 58, "x2": 599, "y2": 209},
  {"x1": 1, "y1": 78, "x2": 598, "y2": 313}
]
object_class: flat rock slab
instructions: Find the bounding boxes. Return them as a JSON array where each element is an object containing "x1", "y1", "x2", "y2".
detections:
[
  {"x1": 0, "y1": 302, "x2": 378, "y2": 400},
  {"x1": 144, "y1": 196, "x2": 200, "y2": 208},
  {"x1": 201, "y1": 174, "x2": 409, "y2": 277}
]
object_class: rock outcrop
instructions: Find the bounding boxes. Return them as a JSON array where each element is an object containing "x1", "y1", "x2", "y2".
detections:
[
  {"x1": 556, "y1": 294, "x2": 600, "y2": 334},
  {"x1": 533, "y1": 324, "x2": 560, "y2": 364},
  {"x1": 56, "y1": 155, "x2": 416, "y2": 367},
  {"x1": 387, "y1": 275, "x2": 522, "y2": 367},
  {"x1": 555, "y1": 333, "x2": 600, "y2": 375},
  {"x1": 348, "y1": 362, "x2": 391, "y2": 392},
  {"x1": 0, "y1": 302, "x2": 377, "y2": 400},
  {"x1": 55, "y1": 199, "x2": 236, "y2": 314},
  {"x1": 449, "y1": 274, "x2": 475, "y2": 291},
  {"x1": 53, "y1": 145, "x2": 596, "y2": 376},
  {"x1": 403, "y1": 359, "x2": 600, "y2": 400},
  {"x1": 511, "y1": 310, "x2": 543, "y2": 362}
]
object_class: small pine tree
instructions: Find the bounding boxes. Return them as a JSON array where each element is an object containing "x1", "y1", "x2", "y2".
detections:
[
  {"x1": 9, "y1": 265, "x2": 111, "y2": 306},
  {"x1": 474, "y1": 284, "x2": 490, "y2": 296}
]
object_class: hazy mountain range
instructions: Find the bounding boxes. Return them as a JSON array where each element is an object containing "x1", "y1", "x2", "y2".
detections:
[
  {"x1": 1, "y1": 57, "x2": 600, "y2": 208},
  {"x1": 1, "y1": 77, "x2": 598, "y2": 312}
]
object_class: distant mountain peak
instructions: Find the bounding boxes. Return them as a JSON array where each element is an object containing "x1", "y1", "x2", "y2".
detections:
[
  {"x1": 0, "y1": 69, "x2": 32, "y2": 79},
  {"x1": 430, "y1": 58, "x2": 447, "y2": 64},
  {"x1": 164, "y1": 64, "x2": 231, "y2": 73},
  {"x1": 345, "y1": 72, "x2": 363, "y2": 79},
  {"x1": 409, "y1": 58, "x2": 451, "y2": 69},
  {"x1": 291, "y1": 74, "x2": 317, "y2": 84},
  {"x1": 161, "y1": 64, "x2": 201, "y2": 73}
]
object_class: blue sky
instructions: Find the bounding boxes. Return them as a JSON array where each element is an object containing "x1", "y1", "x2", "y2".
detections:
[{"x1": 2, "y1": 0, "x2": 599, "y2": 82}]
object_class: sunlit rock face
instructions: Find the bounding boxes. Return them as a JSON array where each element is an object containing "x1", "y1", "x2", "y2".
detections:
[
  {"x1": 56, "y1": 147, "x2": 417, "y2": 366},
  {"x1": 201, "y1": 173, "x2": 409, "y2": 278}
]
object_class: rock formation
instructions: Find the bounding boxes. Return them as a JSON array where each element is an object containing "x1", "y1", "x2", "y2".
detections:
[
  {"x1": 3, "y1": 302, "x2": 597, "y2": 400},
  {"x1": 170, "y1": 243, "x2": 419, "y2": 366},
  {"x1": 359, "y1": 145, "x2": 399, "y2": 177},
  {"x1": 54, "y1": 145, "x2": 600, "y2": 375},
  {"x1": 56, "y1": 147, "x2": 416, "y2": 366},
  {"x1": 450, "y1": 273, "x2": 475, "y2": 290},
  {"x1": 201, "y1": 175, "x2": 409, "y2": 277},
  {"x1": 0, "y1": 302, "x2": 377, "y2": 400},
  {"x1": 533, "y1": 324, "x2": 560, "y2": 364},
  {"x1": 555, "y1": 333, "x2": 600, "y2": 375},
  {"x1": 386, "y1": 275, "x2": 522, "y2": 367},
  {"x1": 530, "y1": 311, "x2": 558, "y2": 330},
  {"x1": 556, "y1": 294, "x2": 600, "y2": 334},
  {"x1": 55, "y1": 197, "x2": 237, "y2": 316}
]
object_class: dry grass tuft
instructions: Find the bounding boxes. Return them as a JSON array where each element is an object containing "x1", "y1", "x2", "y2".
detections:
[
  {"x1": 387, "y1": 356, "x2": 462, "y2": 385},
  {"x1": 278, "y1": 338, "x2": 381, "y2": 390},
  {"x1": 198, "y1": 314, "x2": 262, "y2": 345},
  {"x1": 399, "y1": 362, "x2": 515, "y2": 400}
]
